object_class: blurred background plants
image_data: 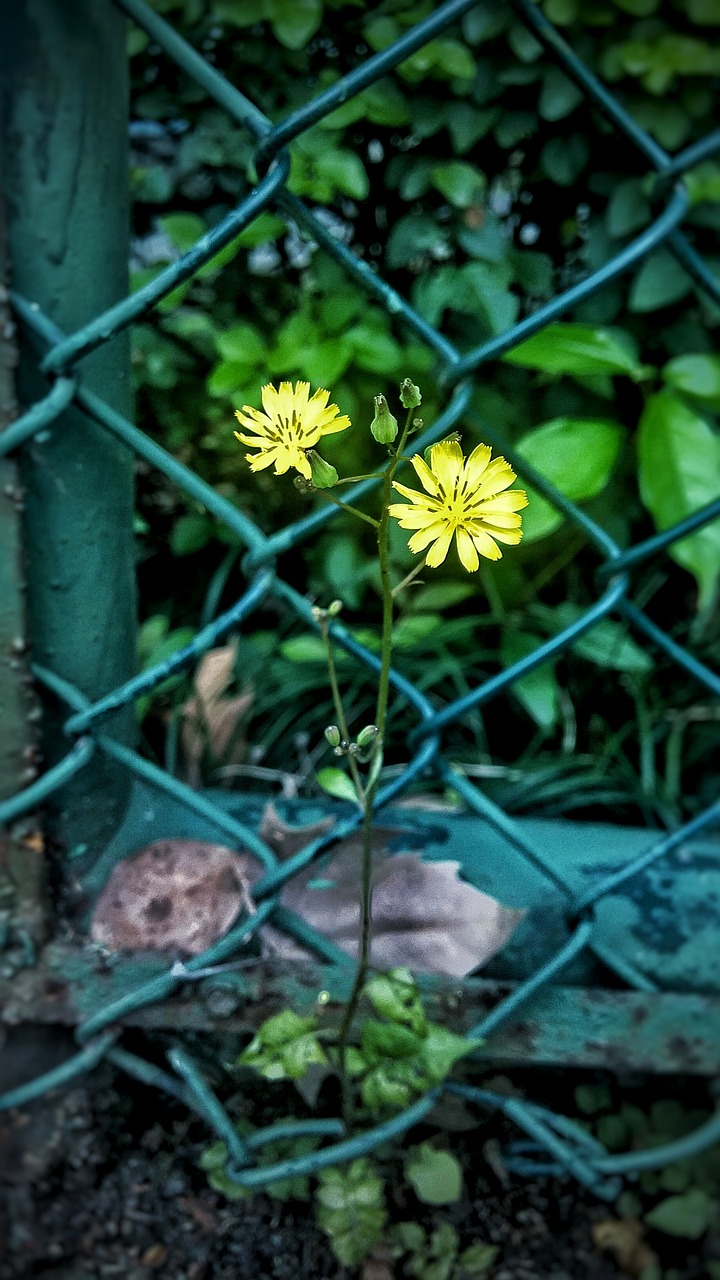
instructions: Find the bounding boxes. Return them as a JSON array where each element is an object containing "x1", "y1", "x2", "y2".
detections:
[{"x1": 129, "y1": 0, "x2": 720, "y2": 822}]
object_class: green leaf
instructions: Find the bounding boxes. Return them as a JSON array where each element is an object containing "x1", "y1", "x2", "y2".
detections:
[
  {"x1": 540, "y1": 134, "x2": 589, "y2": 186},
  {"x1": 315, "y1": 1159, "x2": 387, "y2": 1267},
  {"x1": 315, "y1": 148, "x2": 370, "y2": 200},
  {"x1": 365, "y1": 968, "x2": 428, "y2": 1034},
  {"x1": 159, "y1": 212, "x2": 205, "y2": 252},
  {"x1": 515, "y1": 416, "x2": 625, "y2": 542},
  {"x1": 267, "y1": 0, "x2": 322, "y2": 49},
  {"x1": 457, "y1": 1242, "x2": 500, "y2": 1276},
  {"x1": 644, "y1": 1188, "x2": 714, "y2": 1239},
  {"x1": 391, "y1": 1221, "x2": 427, "y2": 1256},
  {"x1": 638, "y1": 390, "x2": 720, "y2": 610},
  {"x1": 606, "y1": 178, "x2": 651, "y2": 239},
  {"x1": 239, "y1": 1010, "x2": 329, "y2": 1080},
  {"x1": 419, "y1": 1024, "x2": 480, "y2": 1084},
  {"x1": 629, "y1": 249, "x2": 693, "y2": 312},
  {"x1": 170, "y1": 514, "x2": 213, "y2": 557},
  {"x1": 347, "y1": 323, "x2": 402, "y2": 375},
  {"x1": 405, "y1": 1143, "x2": 463, "y2": 1205},
  {"x1": 431, "y1": 161, "x2": 485, "y2": 208},
  {"x1": 540, "y1": 603, "x2": 653, "y2": 674},
  {"x1": 662, "y1": 353, "x2": 720, "y2": 403},
  {"x1": 362, "y1": 1020, "x2": 423, "y2": 1061},
  {"x1": 213, "y1": 0, "x2": 264, "y2": 23},
  {"x1": 361, "y1": 1063, "x2": 419, "y2": 1110},
  {"x1": 216, "y1": 323, "x2": 268, "y2": 365},
  {"x1": 316, "y1": 767, "x2": 361, "y2": 805},
  {"x1": 538, "y1": 67, "x2": 584, "y2": 120},
  {"x1": 233, "y1": 211, "x2": 286, "y2": 248},
  {"x1": 279, "y1": 635, "x2": 328, "y2": 663},
  {"x1": 503, "y1": 323, "x2": 646, "y2": 379},
  {"x1": 207, "y1": 360, "x2": 256, "y2": 397},
  {"x1": 501, "y1": 631, "x2": 560, "y2": 732},
  {"x1": 410, "y1": 582, "x2": 476, "y2": 612}
]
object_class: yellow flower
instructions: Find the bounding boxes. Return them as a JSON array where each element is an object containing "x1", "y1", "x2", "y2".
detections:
[
  {"x1": 388, "y1": 439, "x2": 527, "y2": 572},
  {"x1": 234, "y1": 381, "x2": 350, "y2": 480}
]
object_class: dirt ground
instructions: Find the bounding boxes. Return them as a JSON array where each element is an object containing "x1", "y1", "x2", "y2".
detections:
[{"x1": 0, "y1": 1035, "x2": 714, "y2": 1280}]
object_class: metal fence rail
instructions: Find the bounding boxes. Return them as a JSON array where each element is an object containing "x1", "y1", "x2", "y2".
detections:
[{"x1": 1, "y1": 0, "x2": 720, "y2": 1198}]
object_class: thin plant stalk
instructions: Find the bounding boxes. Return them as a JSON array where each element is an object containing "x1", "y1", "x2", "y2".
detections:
[{"x1": 336, "y1": 409, "x2": 415, "y2": 1126}]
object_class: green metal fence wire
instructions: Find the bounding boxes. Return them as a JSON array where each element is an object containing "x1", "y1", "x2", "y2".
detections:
[{"x1": 2, "y1": 0, "x2": 720, "y2": 1203}]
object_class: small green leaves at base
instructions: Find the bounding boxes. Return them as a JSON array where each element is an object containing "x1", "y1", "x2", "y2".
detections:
[
  {"x1": 316, "y1": 766, "x2": 362, "y2": 805},
  {"x1": 405, "y1": 1142, "x2": 464, "y2": 1205},
  {"x1": 237, "y1": 1009, "x2": 328, "y2": 1080},
  {"x1": 315, "y1": 1159, "x2": 387, "y2": 1267}
]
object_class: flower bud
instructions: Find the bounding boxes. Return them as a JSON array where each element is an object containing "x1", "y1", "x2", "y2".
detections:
[
  {"x1": 370, "y1": 395, "x2": 399, "y2": 444},
  {"x1": 400, "y1": 379, "x2": 422, "y2": 409},
  {"x1": 294, "y1": 475, "x2": 314, "y2": 493},
  {"x1": 356, "y1": 724, "x2": 379, "y2": 749},
  {"x1": 308, "y1": 450, "x2": 338, "y2": 488},
  {"x1": 324, "y1": 725, "x2": 341, "y2": 747},
  {"x1": 327, "y1": 599, "x2": 343, "y2": 617}
]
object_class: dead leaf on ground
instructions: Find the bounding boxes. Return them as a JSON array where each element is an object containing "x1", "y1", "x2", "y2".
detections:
[
  {"x1": 592, "y1": 1218, "x2": 659, "y2": 1277},
  {"x1": 90, "y1": 808, "x2": 525, "y2": 977},
  {"x1": 269, "y1": 810, "x2": 525, "y2": 978},
  {"x1": 90, "y1": 840, "x2": 258, "y2": 955},
  {"x1": 181, "y1": 644, "x2": 252, "y2": 788}
]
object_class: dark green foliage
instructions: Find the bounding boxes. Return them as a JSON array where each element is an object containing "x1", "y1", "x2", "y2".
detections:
[{"x1": 130, "y1": 0, "x2": 720, "y2": 812}]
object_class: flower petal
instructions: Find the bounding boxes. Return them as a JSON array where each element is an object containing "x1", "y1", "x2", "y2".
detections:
[
  {"x1": 429, "y1": 440, "x2": 463, "y2": 492},
  {"x1": 392, "y1": 480, "x2": 436, "y2": 507},
  {"x1": 473, "y1": 457, "x2": 518, "y2": 500},
  {"x1": 424, "y1": 529, "x2": 453, "y2": 567},
  {"x1": 388, "y1": 505, "x2": 444, "y2": 529},
  {"x1": 456, "y1": 527, "x2": 480, "y2": 573},
  {"x1": 410, "y1": 454, "x2": 441, "y2": 497},
  {"x1": 246, "y1": 449, "x2": 278, "y2": 472},
  {"x1": 463, "y1": 442, "x2": 492, "y2": 490},
  {"x1": 475, "y1": 490, "x2": 528, "y2": 514},
  {"x1": 408, "y1": 520, "x2": 450, "y2": 554},
  {"x1": 486, "y1": 526, "x2": 523, "y2": 545},
  {"x1": 476, "y1": 511, "x2": 524, "y2": 530},
  {"x1": 319, "y1": 412, "x2": 351, "y2": 436},
  {"x1": 471, "y1": 529, "x2": 502, "y2": 561},
  {"x1": 261, "y1": 383, "x2": 281, "y2": 418},
  {"x1": 235, "y1": 430, "x2": 271, "y2": 448}
]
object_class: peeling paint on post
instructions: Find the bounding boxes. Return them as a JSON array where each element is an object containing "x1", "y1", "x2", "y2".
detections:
[
  {"x1": 0, "y1": 207, "x2": 45, "y2": 938},
  {"x1": 0, "y1": 1, "x2": 137, "y2": 866}
]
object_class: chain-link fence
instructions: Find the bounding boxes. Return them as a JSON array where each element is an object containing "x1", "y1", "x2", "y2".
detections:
[{"x1": 1, "y1": 0, "x2": 720, "y2": 1198}]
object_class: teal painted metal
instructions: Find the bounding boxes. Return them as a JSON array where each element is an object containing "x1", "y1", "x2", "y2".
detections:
[
  {"x1": 0, "y1": 0, "x2": 137, "y2": 862},
  {"x1": 0, "y1": 0, "x2": 719, "y2": 1203}
]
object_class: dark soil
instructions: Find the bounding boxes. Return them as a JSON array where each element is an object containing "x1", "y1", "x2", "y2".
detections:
[{"x1": 0, "y1": 1042, "x2": 713, "y2": 1280}]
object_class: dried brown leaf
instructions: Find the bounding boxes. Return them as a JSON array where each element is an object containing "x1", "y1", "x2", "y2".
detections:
[
  {"x1": 274, "y1": 821, "x2": 524, "y2": 977},
  {"x1": 592, "y1": 1218, "x2": 659, "y2": 1277},
  {"x1": 90, "y1": 840, "x2": 259, "y2": 955},
  {"x1": 259, "y1": 802, "x2": 334, "y2": 861},
  {"x1": 90, "y1": 811, "x2": 524, "y2": 976},
  {"x1": 181, "y1": 644, "x2": 252, "y2": 787}
]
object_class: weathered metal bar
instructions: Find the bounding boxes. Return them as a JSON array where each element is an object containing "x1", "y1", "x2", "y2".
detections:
[
  {"x1": 0, "y1": 200, "x2": 45, "y2": 942},
  {"x1": 2, "y1": 948, "x2": 719, "y2": 1074},
  {"x1": 0, "y1": 0, "x2": 137, "y2": 866}
]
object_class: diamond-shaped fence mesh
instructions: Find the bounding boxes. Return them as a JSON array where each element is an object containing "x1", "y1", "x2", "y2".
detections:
[{"x1": 1, "y1": 0, "x2": 720, "y2": 1198}]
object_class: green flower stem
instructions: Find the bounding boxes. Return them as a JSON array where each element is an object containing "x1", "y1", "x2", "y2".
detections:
[
  {"x1": 314, "y1": 489, "x2": 379, "y2": 528},
  {"x1": 318, "y1": 615, "x2": 365, "y2": 806},
  {"x1": 337, "y1": 409, "x2": 415, "y2": 1127},
  {"x1": 391, "y1": 560, "x2": 426, "y2": 599}
]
